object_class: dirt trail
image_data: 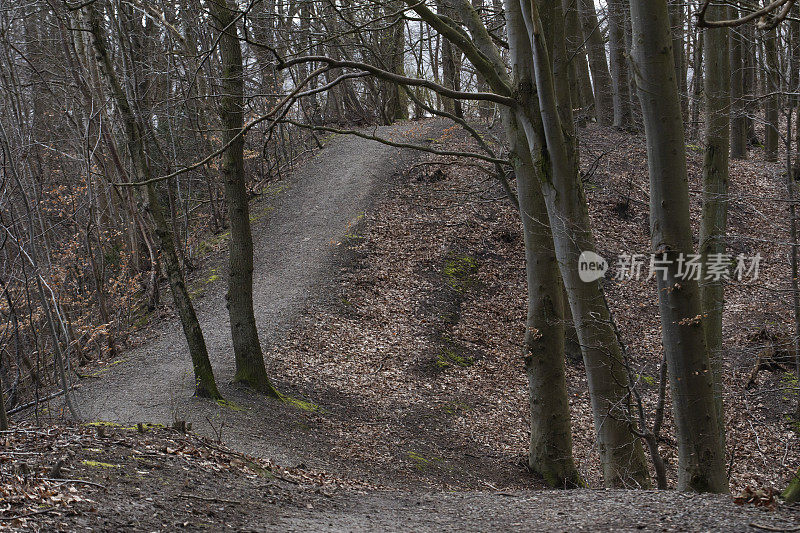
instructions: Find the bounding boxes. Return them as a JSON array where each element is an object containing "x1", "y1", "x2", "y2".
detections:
[{"x1": 73, "y1": 121, "x2": 437, "y2": 469}]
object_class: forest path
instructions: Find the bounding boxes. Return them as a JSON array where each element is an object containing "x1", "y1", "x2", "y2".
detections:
[
  {"x1": 60, "y1": 120, "x2": 800, "y2": 531},
  {"x1": 73, "y1": 120, "x2": 438, "y2": 469}
]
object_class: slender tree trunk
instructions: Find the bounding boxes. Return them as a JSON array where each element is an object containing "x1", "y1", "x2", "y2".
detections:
[
  {"x1": 562, "y1": 0, "x2": 595, "y2": 113},
  {"x1": 0, "y1": 370, "x2": 7, "y2": 430},
  {"x1": 629, "y1": 0, "x2": 728, "y2": 493},
  {"x1": 699, "y1": 4, "x2": 730, "y2": 440},
  {"x1": 743, "y1": 22, "x2": 760, "y2": 146},
  {"x1": 607, "y1": 0, "x2": 633, "y2": 129},
  {"x1": 208, "y1": 0, "x2": 280, "y2": 396},
  {"x1": 437, "y1": 0, "x2": 462, "y2": 117},
  {"x1": 764, "y1": 26, "x2": 780, "y2": 162},
  {"x1": 730, "y1": 14, "x2": 747, "y2": 160},
  {"x1": 576, "y1": 0, "x2": 614, "y2": 126},
  {"x1": 690, "y1": 29, "x2": 704, "y2": 140},
  {"x1": 84, "y1": 1, "x2": 221, "y2": 399}
]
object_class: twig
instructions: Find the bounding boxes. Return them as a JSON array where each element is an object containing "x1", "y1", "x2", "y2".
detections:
[
  {"x1": 0, "y1": 507, "x2": 56, "y2": 521},
  {"x1": 37, "y1": 477, "x2": 107, "y2": 490},
  {"x1": 7, "y1": 386, "x2": 78, "y2": 416}
]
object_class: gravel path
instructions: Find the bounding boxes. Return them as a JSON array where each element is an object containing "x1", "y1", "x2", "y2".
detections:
[
  {"x1": 73, "y1": 121, "x2": 438, "y2": 468},
  {"x1": 283, "y1": 489, "x2": 800, "y2": 532},
  {"x1": 272, "y1": 490, "x2": 800, "y2": 532}
]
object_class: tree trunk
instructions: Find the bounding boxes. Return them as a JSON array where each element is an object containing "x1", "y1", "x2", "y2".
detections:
[
  {"x1": 0, "y1": 364, "x2": 8, "y2": 430},
  {"x1": 576, "y1": 0, "x2": 614, "y2": 126},
  {"x1": 607, "y1": 0, "x2": 633, "y2": 129},
  {"x1": 729, "y1": 12, "x2": 747, "y2": 160},
  {"x1": 669, "y1": 1, "x2": 687, "y2": 117},
  {"x1": 449, "y1": 0, "x2": 582, "y2": 487},
  {"x1": 208, "y1": 0, "x2": 280, "y2": 396},
  {"x1": 764, "y1": 26, "x2": 779, "y2": 162},
  {"x1": 84, "y1": 1, "x2": 221, "y2": 399},
  {"x1": 562, "y1": 0, "x2": 595, "y2": 113},
  {"x1": 629, "y1": 0, "x2": 728, "y2": 493},
  {"x1": 699, "y1": 3, "x2": 730, "y2": 441},
  {"x1": 689, "y1": 29, "x2": 704, "y2": 140},
  {"x1": 437, "y1": 0, "x2": 462, "y2": 118},
  {"x1": 509, "y1": 112, "x2": 582, "y2": 487}
]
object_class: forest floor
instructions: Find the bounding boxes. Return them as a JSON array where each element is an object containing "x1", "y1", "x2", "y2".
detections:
[{"x1": 6, "y1": 119, "x2": 800, "y2": 531}]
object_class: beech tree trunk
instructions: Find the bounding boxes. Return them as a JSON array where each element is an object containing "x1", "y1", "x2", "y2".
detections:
[
  {"x1": 669, "y1": 1, "x2": 687, "y2": 117},
  {"x1": 576, "y1": 0, "x2": 614, "y2": 126},
  {"x1": 607, "y1": 0, "x2": 633, "y2": 129},
  {"x1": 437, "y1": 0, "x2": 463, "y2": 118},
  {"x1": 85, "y1": 1, "x2": 221, "y2": 399},
  {"x1": 764, "y1": 26, "x2": 779, "y2": 162},
  {"x1": 448, "y1": 0, "x2": 582, "y2": 487},
  {"x1": 562, "y1": 0, "x2": 595, "y2": 113},
  {"x1": 0, "y1": 371, "x2": 7, "y2": 430},
  {"x1": 729, "y1": 15, "x2": 747, "y2": 160},
  {"x1": 208, "y1": 0, "x2": 280, "y2": 396},
  {"x1": 510, "y1": 113, "x2": 583, "y2": 487},
  {"x1": 629, "y1": 0, "x2": 728, "y2": 493},
  {"x1": 699, "y1": 3, "x2": 730, "y2": 438}
]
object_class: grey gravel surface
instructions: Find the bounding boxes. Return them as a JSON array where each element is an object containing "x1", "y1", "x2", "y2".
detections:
[{"x1": 270, "y1": 489, "x2": 799, "y2": 532}]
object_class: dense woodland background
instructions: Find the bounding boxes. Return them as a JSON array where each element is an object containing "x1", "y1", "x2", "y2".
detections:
[{"x1": 3, "y1": 0, "x2": 800, "y2": 516}]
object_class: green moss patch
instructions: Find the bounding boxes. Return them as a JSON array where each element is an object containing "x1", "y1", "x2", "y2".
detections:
[
  {"x1": 82, "y1": 460, "x2": 122, "y2": 468},
  {"x1": 443, "y1": 253, "x2": 478, "y2": 292},
  {"x1": 279, "y1": 393, "x2": 321, "y2": 412}
]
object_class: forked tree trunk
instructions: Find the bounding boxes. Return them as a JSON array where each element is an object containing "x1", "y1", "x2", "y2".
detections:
[
  {"x1": 449, "y1": 0, "x2": 581, "y2": 487},
  {"x1": 699, "y1": 3, "x2": 730, "y2": 439},
  {"x1": 509, "y1": 112, "x2": 583, "y2": 487},
  {"x1": 208, "y1": 0, "x2": 280, "y2": 396},
  {"x1": 84, "y1": 1, "x2": 221, "y2": 399},
  {"x1": 629, "y1": 0, "x2": 728, "y2": 493},
  {"x1": 512, "y1": 0, "x2": 650, "y2": 488}
]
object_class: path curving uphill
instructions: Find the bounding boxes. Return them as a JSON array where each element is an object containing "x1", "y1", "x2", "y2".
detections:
[{"x1": 74, "y1": 121, "x2": 440, "y2": 469}]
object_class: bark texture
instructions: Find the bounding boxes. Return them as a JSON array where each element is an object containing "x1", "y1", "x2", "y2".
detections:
[
  {"x1": 699, "y1": 4, "x2": 730, "y2": 435},
  {"x1": 729, "y1": 9, "x2": 747, "y2": 159},
  {"x1": 763, "y1": 26, "x2": 779, "y2": 162},
  {"x1": 449, "y1": 0, "x2": 582, "y2": 487},
  {"x1": 607, "y1": 0, "x2": 633, "y2": 129},
  {"x1": 511, "y1": 0, "x2": 650, "y2": 488}
]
